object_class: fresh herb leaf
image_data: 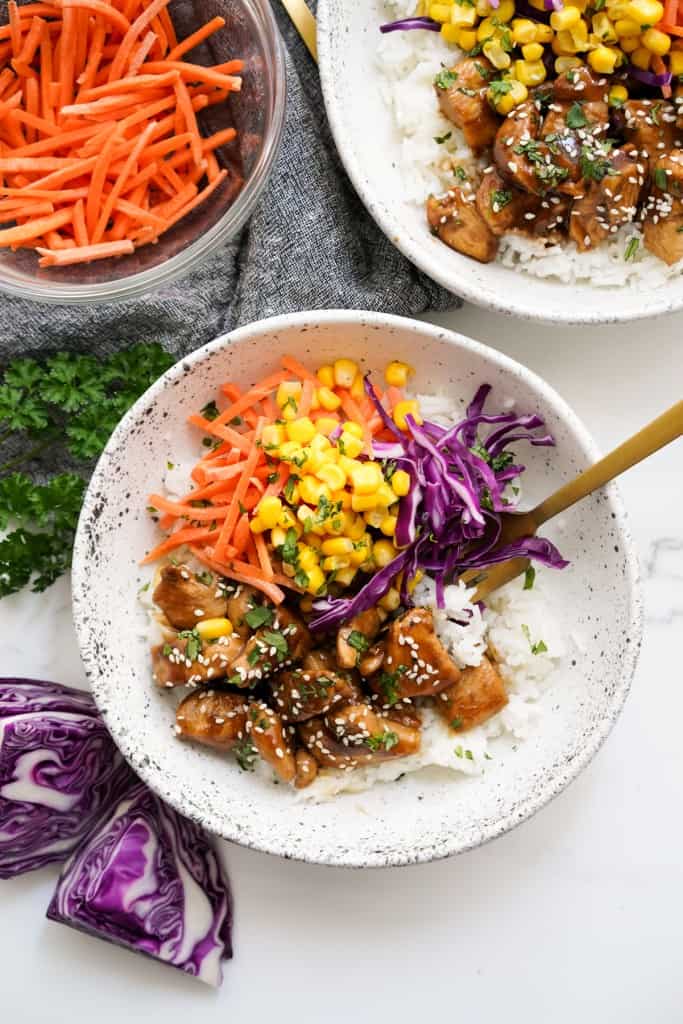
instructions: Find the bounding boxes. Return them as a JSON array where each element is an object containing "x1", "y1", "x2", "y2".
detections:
[
  {"x1": 347, "y1": 629, "x2": 369, "y2": 654},
  {"x1": 523, "y1": 566, "x2": 536, "y2": 590},
  {"x1": 234, "y1": 738, "x2": 258, "y2": 771},
  {"x1": 196, "y1": 571, "x2": 213, "y2": 586},
  {"x1": 454, "y1": 165, "x2": 467, "y2": 181},
  {"x1": 177, "y1": 628, "x2": 202, "y2": 662},
  {"x1": 654, "y1": 167, "x2": 668, "y2": 191},
  {"x1": 245, "y1": 604, "x2": 275, "y2": 630},
  {"x1": 521, "y1": 623, "x2": 548, "y2": 655},
  {"x1": 434, "y1": 131, "x2": 452, "y2": 144},
  {"x1": 624, "y1": 237, "x2": 639, "y2": 262},
  {"x1": 434, "y1": 68, "x2": 458, "y2": 90},
  {"x1": 450, "y1": 716, "x2": 463, "y2": 729},
  {"x1": 488, "y1": 79, "x2": 512, "y2": 103},
  {"x1": 280, "y1": 527, "x2": 299, "y2": 566},
  {"x1": 366, "y1": 730, "x2": 399, "y2": 752},
  {"x1": 566, "y1": 101, "x2": 588, "y2": 129},
  {"x1": 261, "y1": 629, "x2": 289, "y2": 662},
  {"x1": 491, "y1": 188, "x2": 513, "y2": 211},
  {"x1": 579, "y1": 141, "x2": 615, "y2": 182}
]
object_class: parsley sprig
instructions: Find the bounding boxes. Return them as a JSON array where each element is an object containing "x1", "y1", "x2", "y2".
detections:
[{"x1": 0, "y1": 343, "x2": 174, "y2": 597}]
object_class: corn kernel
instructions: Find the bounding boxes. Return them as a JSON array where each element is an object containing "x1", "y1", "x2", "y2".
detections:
[
  {"x1": 261, "y1": 423, "x2": 285, "y2": 449},
  {"x1": 625, "y1": 0, "x2": 664, "y2": 25},
  {"x1": 642, "y1": 26, "x2": 670, "y2": 53},
  {"x1": 372, "y1": 539, "x2": 397, "y2": 568},
  {"x1": 450, "y1": 3, "x2": 477, "y2": 27},
  {"x1": 619, "y1": 33, "x2": 641, "y2": 50},
  {"x1": 393, "y1": 400, "x2": 422, "y2": 431},
  {"x1": 483, "y1": 37, "x2": 512, "y2": 68},
  {"x1": 477, "y1": 16, "x2": 498, "y2": 40},
  {"x1": 385, "y1": 360, "x2": 414, "y2": 388},
  {"x1": 497, "y1": 0, "x2": 515, "y2": 19},
  {"x1": 337, "y1": 430, "x2": 364, "y2": 458},
  {"x1": 299, "y1": 475, "x2": 331, "y2": 506},
  {"x1": 350, "y1": 374, "x2": 365, "y2": 400},
  {"x1": 278, "y1": 508, "x2": 300, "y2": 531},
  {"x1": 522, "y1": 41, "x2": 544, "y2": 59},
  {"x1": 458, "y1": 27, "x2": 478, "y2": 48},
  {"x1": 314, "y1": 416, "x2": 340, "y2": 436},
  {"x1": 516, "y1": 57, "x2": 548, "y2": 83},
  {"x1": 249, "y1": 516, "x2": 266, "y2": 534},
  {"x1": 338, "y1": 454, "x2": 360, "y2": 476},
  {"x1": 379, "y1": 588, "x2": 401, "y2": 612},
  {"x1": 331, "y1": 488, "x2": 352, "y2": 509},
  {"x1": 588, "y1": 43, "x2": 619, "y2": 71},
  {"x1": 630, "y1": 44, "x2": 651, "y2": 67},
  {"x1": 322, "y1": 555, "x2": 351, "y2": 572},
  {"x1": 316, "y1": 462, "x2": 346, "y2": 491},
  {"x1": 429, "y1": 2, "x2": 452, "y2": 22},
  {"x1": 390, "y1": 469, "x2": 411, "y2": 497},
  {"x1": 275, "y1": 380, "x2": 301, "y2": 410},
  {"x1": 257, "y1": 495, "x2": 283, "y2": 529},
  {"x1": 380, "y1": 514, "x2": 398, "y2": 537},
  {"x1": 614, "y1": 16, "x2": 641, "y2": 34},
  {"x1": 363, "y1": 509, "x2": 386, "y2": 529},
  {"x1": 535, "y1": 22, "x2": 554, "y2": 42},
  {"x1": 297, "y1": 546, "x2": 320, "y2": 573},
  {"x1": 351, "y1": 493, "x2": 379, "y2": 512},
  {"x1": 321, "y1": 537, "x2": 353, "y2": 556},
  {"x1": 305, "y1": 566, "x2": 325, "y2": 595},
  {"x1": 350, "y1": 462, "x2": 383, "y2": 494},
  {"x1": 317, "y1": 386, "x2": 341, "y2": 411},
  {"x1": 310, "y1": 432, "x2": 332, "y2": 454},
  {"x1": 334, "y1": 566, "x2": 358, "y2": 587},
  {"x1": 297, "y1": 504, "x2": 315, "y2": 528},
  {"x1": 349, "y1": 535, "x2": 372, "y2": 565},
  {"x1": 333, "y1": 358, "x2": 358, "y2": 389},
  {"x1": 407, "y1": 569, "x2": 424, "y2": 594},
  {"x1": 490, "y1": 78, "x2": 528, "y2": 114},
  {"x1": 270, "y1": 526, "x2": 287, "y2": 548},
  {"x1": 196, "y1": 617, "x2": 233, "y2": 641},
  {"x1": 476, "y1": 0, "x2": 494, "y2": 14},
  {"x1": 280, "y1": 401, "x2": 299, "y2": 422},
  {"x1": 281, "y1": 561, "x2": 296, "y2": 578},
  {"x1": 285, "y1": 416, "x2": 316, "y2": 445},
  {"x1": 278, "y1": 441, "x2": 302, "y2": 463},
  {"x1": 608, "y1": 83, "x2": 629, "y2": 104},
  {"x1": 671, "y1": 50, "x2": 683, "y2": 75},
  {"x1": 346, "y1": 513, "x2": 366, "y2": 540},
  {"x1": 375, "y1": 482, "x2": 399, "y2": 507},
  {"x1": 441, "y1": 22, "x2": 461, "y2": 41},
  {"x1": 555, "y1": 28, "x2": 586, "y2": 53},
  {"x1": 316, "y1": 365, "x2": 334, "y2": 388},
  {"x1": 512, "y1": 16, "x2": 538, "y2": 42},
  {"x1": 342, "y1": 420, "x2": 364, "y2": 439},
  {"x1": 551, "y1": 5, "x2": 581, "y2": 29},
  {"x1": 554, "y1": 55, "x2": 584, "y2": 72}
]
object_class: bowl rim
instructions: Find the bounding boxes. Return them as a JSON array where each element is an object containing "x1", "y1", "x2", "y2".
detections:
[
  {"x1": 0, "y1": 0, "x2": 287, "y2": 306},
  {"x1": 72, "y1": 309, "x2": 644, "y2": 868},
  {"x1": 316, "y1": 0, "x2": 682, "y2": 326}
]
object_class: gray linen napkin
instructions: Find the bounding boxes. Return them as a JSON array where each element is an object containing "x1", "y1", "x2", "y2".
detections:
[{"x1": 0, "y1": 3, "x2": 459, "y2": 361}]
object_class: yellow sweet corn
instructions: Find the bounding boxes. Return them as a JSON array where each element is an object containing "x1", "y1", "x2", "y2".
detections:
[
  {"x1": 535, "y1": 23, "x2": 554, "y2": 43},
  {"x1": 511, "y1": 17, "x2": 538, "y2": 43},
  {"x1": 591, "y1": 12, "x2": 618, "y2": 39},
  {"x1": 514, "y1": 58, "x2": 547, "y2": 85},
  {"x1": 441, "y1": 22, "x2": 461, "y2": 41},
  {"x1": 522, "y1": 41, "x2": 544, "y2": 59},
  {"x1": 450, "y1": 3, "x2": 477, "y2": 27},
  {"x1": 321, "y1": 537, "x2": 353, "y2": 556},
  {"x1": 196, "y1": 618, "x2": 233, "y2": 641},
  {"x1": 385, "y1": 361, "x2": 414, "y2": 388},
  {"x1": 391, "y1": 469, "x2": 411, "y2": 497},
  {"x1": 286, "y1": 417, "x2": 316, "y2": 445},
  {"x1": 630, "y1": 43, "x2": 651, "y2": 67},
  {"x1": 316, "y1": 463, "x2": 347, "y2": 491},
  {"x1": 490, "y1": 78, "x2": 528, "y2": 114},
  {"x1": 429, "y1": 2, "x2": 452, "y2": 22},
  {"x1": 317, "y1": 386, "x2": 342, "y2": 411},
  {"x1": 338, "y1": 430, "x2": 364, "y2": 458},
  {"x1": 551, "y1": 5, "x2": 581, "y2": 29},
  {"x1": 338, "y1": 454, "x2": 360, "y2": 477},
  {"x1": 278, "y1": 508, "x2": 300, "y2": 532},
  {"x1": 671, "y1": 50, "x2": 683, "y2": 75},
  {"x1": 477, "y1": 16, "x2": 498, "y2": 40},
  {"x1": 275, "y1": 380, "x2": 301, "y2": 409},
  {"x1": 270, "y1": 526, "x2": 287, "y2": 548},
  {"x1": 334, "y1": 566, "x2": 357, "y2": 587},
  {"x1": 588, "y1": 44, "x2": 619, "y2": 71},
  {"x1": 346, "y1": 513, "x2": 366, "y2": 541},
  {"x1": 350, "y1": 374, "x2": 364, "y2": 400},
  {"x1": 614, "y1": 16, "x2": 641, "y2": 34},
  {"x1": 555, "y1": 55, "x2": 584, "y2": 72},
  {"x1": 624, "y1": 0, "x2": 664, "y2": 25},
  {"x1": 261, "y1": 423, "x2": 285, "y2": 449},
  {"x1": 393, "y1": 400, "x2": 422, "y2": 431},
  {"x1": 316, "y1": 365, "x2": 334, "y2": 388},
  {"x1": 299, "y1": 476, "x2": 330, "y2": 506},
  {"x1": 297, "y1": 546, "x2": 320, "y2": 573},
  {"x1": 333, "y1": 358, "x2": 358, "y2": 389},
  {"x1": 349, "y1": 535, "x2": 372, "y2": 566},
  {"x1": 257, "y1": 495, "x2": 283, "y2": 529},
  {"x1": 380, "y1": 514, "x2": 398, "y2": 537},
  {"x1": 641, "y1": 27, "x2": 671, "y2": 54},
  {"x1": 375, "y1": 482, "x2": 399, "y2": 507},
  {"x1": 458, "y1": 27, "x2": 478, "y2": 48},
  {"x1": 315, "y1": 416, "x2": 340, "y2": 436},
  {"x1": 608, "y1": 83, "x2": 629, "y2": 104},
  {"x1": 483, "y1": 37, "x2": 512, "y2": 68},
  {"x1": 350, "y1": 462, "x2": 383, "y2": 494},
  {"x1": 372, "y1": 540, "x2": 397, "y2": 568},
  {"x1": 331, "y1": 488, "x2": 352, "y2": 509},
  {"x1": 342, "y1": 421, "x2": 364, "y2": 439},
  {"x1": 619, "y1": 34, "x2": 641, "y2": 51},
  {"x1": 379, "y1": 588, "x2": 401, "y2": 612},
  {"x1": 322, "y1": 555, "x2": 351, "y2": 572},
  {"x1": 351, "y1": 493, "x2": 380, "y2": 512},
  {"x1": 249, "y1": 516, "x2": 266, "y2": 534},
  {"x1": 496, "y1": 0, "x2": 515, "y2": 20},
  {"x1": 363, "y1": 508, "x2": 386, "y2": 529},
  {"x1": 305, "y1": 566, "x2": 325, "y2": 595}
]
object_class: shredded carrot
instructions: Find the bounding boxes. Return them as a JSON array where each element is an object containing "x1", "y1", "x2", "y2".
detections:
[
  {"x1": 213, "y1": 417, "x2": 264, "y2": 563},
  {"x1": 140, "y1": 525, "x2": 221, "y2": 565},
  {"x1": 37, "y1": 238, "x2": 133, "y2": 265},
  {"x1": 338, "y1": 390, "x2": 374, "y2": 452},
  {"x1": 253, "y1": 531, "x2": 274, "y2": 581},
  {"x1": 189, "y1": 546, "x2": 286, "y2": 605},
  {"x1": 167, "y1": 16, "x2": 224, "y2": 62},
  {"x1": 0, "y1": 204, "x2": 71, "y2": 243},
  {"x1": 298, "y1": 378, "x2": 314, "y2": 416},
  {"x1": 280, "y1": 355, "x2": 319, "y2": 384}
]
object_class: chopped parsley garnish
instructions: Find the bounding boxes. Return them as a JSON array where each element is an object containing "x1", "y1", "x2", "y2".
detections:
[
  {"x1": 654, "y1": 167, "x2": 668, "y2": 191},
  {"x1": 245, "y1": 604, "x2": 275, "y2": 630},
  {"x1": 454, "y1": 165, "x2": 467, "y2": 181},
  {"x1": 434, "y1": 68, "x2": 458, "y2": 90},
  {"x1": 434, "y1": 131, "x2": 452, "y2": 144},
  {"x1": 366, "y1": 730, "x2": 399, "y2": 752},
  {"x1": 177, "y1": 628, "x2": 201, "y2": 662},
  {"x1": 294, "y1": 568, "x2": 310, "y2": 589},
  {"x1": 261, "y1": 630, "x2": 289, "y2": 662},
  {"x1": 280, "y1": 527, "x2": 299, "y2": 566},
  {"x1": 522, "y1": 623, "x2": 548, "y2": 655},
  {"x1": 234, "y1": 739, "x2": 258, "y2": 772},
  {"x1": 283, "y1": 395, "x2": 298, "y2": 414},
  {"x1": 523, "y1": 566, "x2": 536, "y2": 590},
  {"x1": 458, "y1": 86, "x2": 477, "y2": 97},
  {"x1": 195, "y1": 571, "x2": 213, "y2": 586},
  {"x1": 488, "y1": 79, "x2": 512, "y2": 103},
  {"x1": 651, "y1": 101, "x2": 662, "y2": 126},
  {"x1": 201, "y1": 400, "x2": 220, "y2": 421},
  {"x1": 455, "y1": 745, "x2": 474, "y2": 760},
  {"x1": 566, "y1": 102, "x2": 587, "y2": 129},
  {"x1": 474, "y1": 61, "x2": 491, "y2": 80},
  {"x1": 283, "y1": 474, "x2": 299, "y2": 503},
  {"x1": 579, "y1": 141, "x2": 615, "y2": 182},
  {"x1": 594, "y1": 0, "x2": 606, "y2": 9},
  {"x1": 347, "y1": 629, "x2": 369, "y2": 655},
  {"x1": 624, "y1": 237, "x2": 639, "y2": 262},
  {"x1": 450, "y1": 716, "x2": 464, "y2": 729},
  {"x1": 378, "y1": 665, "x2": 406, "y2": 706},
  {"x1": 162, "y1": 643, "x2": 173, "y2": 657},
  {"x1": 491, "y1": 189, "x2": 513, "y2": 211}
]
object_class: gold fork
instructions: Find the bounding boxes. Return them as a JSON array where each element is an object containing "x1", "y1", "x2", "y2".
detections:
[
  {"x1": 278, "y1": 0, "x2": 318, "y2": 61},
  {"x1": 461, "y1": 399, "x2": 683, "y2": 601}
]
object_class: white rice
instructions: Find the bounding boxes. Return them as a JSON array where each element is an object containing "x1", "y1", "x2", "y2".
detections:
[{"x1": 376, "y1": 0, "x2": 683, "y2": 288}]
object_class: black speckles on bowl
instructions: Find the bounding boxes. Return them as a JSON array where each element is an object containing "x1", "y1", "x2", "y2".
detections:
[{"x1": 71, "y1": 310, "x2": 643, "y2": 868}]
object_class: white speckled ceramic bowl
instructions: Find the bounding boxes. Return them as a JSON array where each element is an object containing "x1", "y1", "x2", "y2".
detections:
[
  {"x1": 72, "y1": 311, "x2": 642, "y2": 867},
  {"x1": 316, "y1": 1, "x2": 683, "y2": 325}
]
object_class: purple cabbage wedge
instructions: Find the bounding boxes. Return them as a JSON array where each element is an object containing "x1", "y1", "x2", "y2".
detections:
[
  {"x1": 310, "y1": 381, "x2": 568, "y2": 632},
  {"x1": 46, "y1": 780, "x2": 233, "y2": 987},
  {"x1": 0, "y1": 678, "x2": 135, "y2": 879}
]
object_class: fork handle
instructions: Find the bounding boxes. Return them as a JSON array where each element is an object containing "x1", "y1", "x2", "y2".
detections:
[{"x1": 531, "y1": 399, "x2": 683, "y2": 528}]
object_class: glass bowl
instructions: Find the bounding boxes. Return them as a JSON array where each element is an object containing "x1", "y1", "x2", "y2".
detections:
[{"x1": 0, "y1": 0, "x2": 286, "y2": 304}]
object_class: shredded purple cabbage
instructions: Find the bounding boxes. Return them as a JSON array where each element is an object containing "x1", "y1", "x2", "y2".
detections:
[
  {"x1": 310, "y1": 381, "x2": 567, "y2": 631},
  {"x1": 544, "y1": 0, "x2": 563, "y2": 10},
  {"x1": 379, "y1": 16, "x2": 441, "y2": 33},
  {"x1": 47, "y1": 780, "x2": 233, "y2": 987},
  {"x1": 626, "y1": 65, "x2": 672, "y2": 87}
]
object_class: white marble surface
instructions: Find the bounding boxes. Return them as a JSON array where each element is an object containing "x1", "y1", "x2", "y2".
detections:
[{"x1": 1, "y1": 305, "x2": 682, "y2": 1023}]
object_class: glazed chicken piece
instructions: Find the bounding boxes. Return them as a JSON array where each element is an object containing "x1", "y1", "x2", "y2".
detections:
[
  {"x1": 271, "y1": 666, "x2": 361, "y2": 722},
  {"x1": 552, "y1": 66, "x2": 608, "y2": 104},
  {"x1": 369, "y1": 607, "x2": 461, "y2": 700},
  {"x1": 152, "y1": 563, "x2": 229, "y2": 630},
  {"x1": 475, "y1": 167, "x2": 538, "y2": 236},
  {"x1": 225, "y1": 584, "x2": 264, "y2": 639},
  {"x1": 228, "y1": 605, "x2": 312, "y2": 686},
  {"x1": 175, "y1": 689, "x2": 248, "y2": 749},
  {"x1": 302, "y1": 648, "x2": 337, "y2": 673},
  {"x1": 433, "y1": 654, "x2": 508, "y2": 732},
  {"x1": 642, "y1": 150, "x2": 683, "y2": 265},
  {"x1": 435, "y1": 57, "x2": 499, "y2": 155},
  {"x1": 623, "y1": 100, "x2": 677, "y2": 171},
  {"x1": 151, "y1": 632, "x2": 244, "y2": 688},
  {"x1": 569, "y1": 148, "x2": 642, "y2": 252},
  {"x1": 336, "y1": 607, "x2": 384, "y2": 669},
  {"x1": 294, "y1": 748, "x2": 319, "y2": 789},
  {"x1": 541, "y1": 99, "x2": 609, "y2": 191},
  {"x1": 299, "y1": 706, "x2": 420, "y2": 768},
  {"x1": 426, "y1": 185, "x2": 498, "y2": 263},
  {"x1": 246, "y1": 701, "x2": 296, "y2": 783},
  {"x1": 493, "y1": 100, "x2": 568, "y2": 196}
]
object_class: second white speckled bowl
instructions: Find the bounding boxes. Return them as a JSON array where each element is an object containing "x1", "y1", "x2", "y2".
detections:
[{"x1": 72, "y1": 311, "x2": 642, "y2": 867}]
